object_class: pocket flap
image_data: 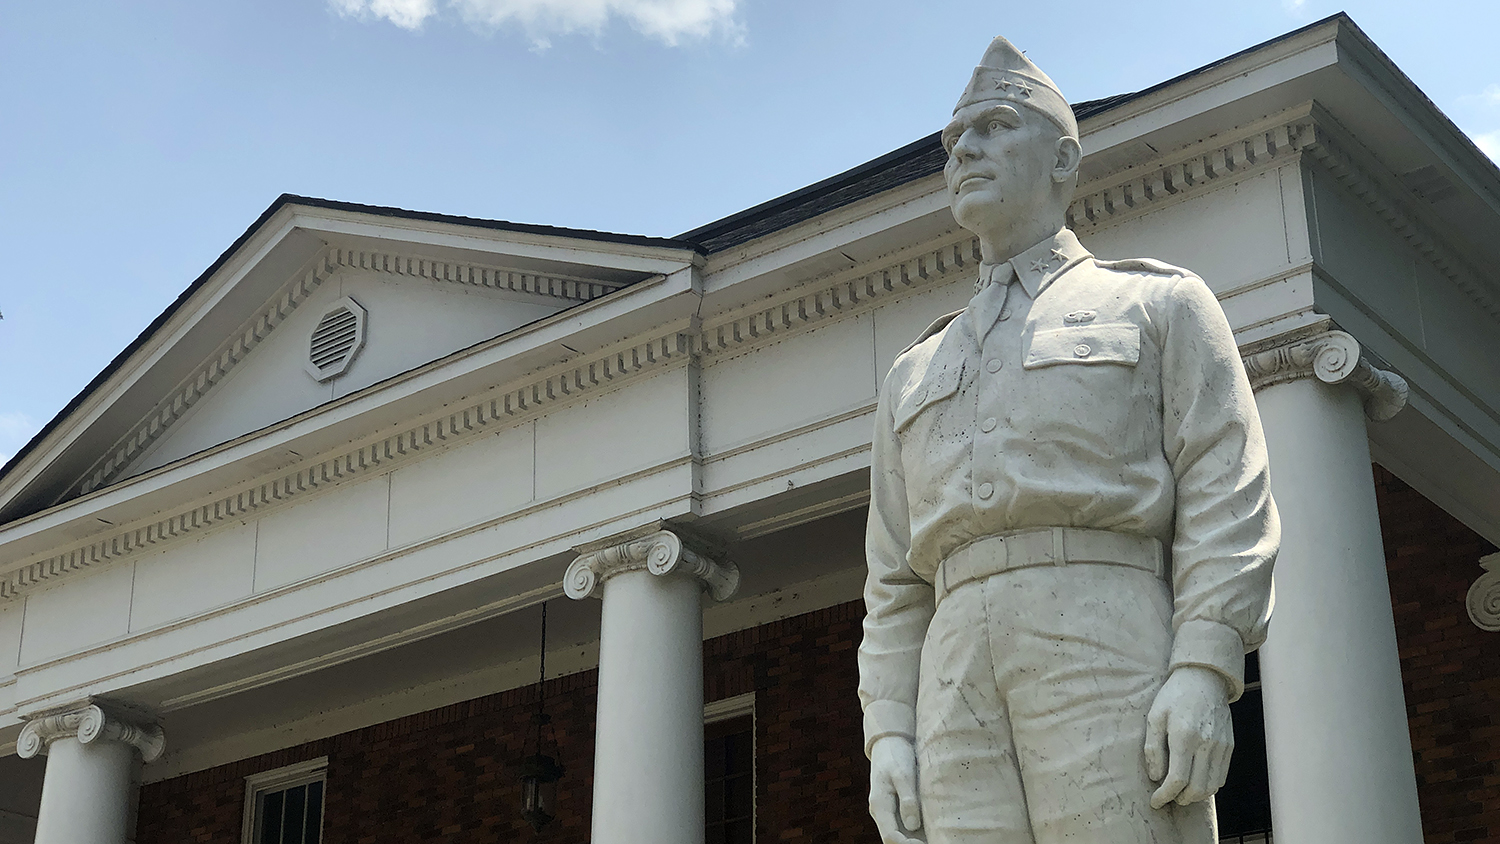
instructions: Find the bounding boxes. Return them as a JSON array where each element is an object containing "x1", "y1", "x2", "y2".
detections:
[
  {"x1": 1023, "y1": 323, "x2": 1141, "y2": 369},
  {"x1": 893, "y1": 361, "x2": 964, "y2": 432}
]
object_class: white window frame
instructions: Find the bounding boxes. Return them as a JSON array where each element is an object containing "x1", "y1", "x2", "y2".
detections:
[
  {"x1": 241, "y1": 757, "x2": 328, "y2": 844},
  {"x1": 703, "y1": 693, "x2": 756, "y2": 844}
]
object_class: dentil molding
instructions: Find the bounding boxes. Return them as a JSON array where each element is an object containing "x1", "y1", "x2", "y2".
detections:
[
  {"x1": 16, "y1": 700, "x2": 165, "y2": 763},
  {"x1": 1241, "y1": 322, "x2": 1409, "y2": 422},
  {"x1": 565, "y1": 526, "x2": 739, "y2": 602},
  {"x1": 1468, "y1": 552, "x2": 1500, "y2": 632}
]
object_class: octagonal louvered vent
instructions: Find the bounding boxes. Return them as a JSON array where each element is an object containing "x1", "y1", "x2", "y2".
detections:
[{"x1": 304, "y1": 297, "x2": 367, "y2": 382}]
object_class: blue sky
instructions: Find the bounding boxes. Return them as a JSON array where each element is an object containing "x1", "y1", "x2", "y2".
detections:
[{"x1": 1, "y1": 0, "x2": 1496, "y2": 464}]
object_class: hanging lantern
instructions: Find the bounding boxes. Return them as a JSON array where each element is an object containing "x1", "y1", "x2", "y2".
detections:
[
  {"x1": 520, "y1": 602, "x2": 565, "y2": 833},
  {"x1": 520, "y1": 717, "x2": 565, "y2": 832}
]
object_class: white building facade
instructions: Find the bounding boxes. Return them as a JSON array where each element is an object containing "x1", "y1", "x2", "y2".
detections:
[{"x1": 1, "y1": 15, "x2": 1498, "y2": 844}]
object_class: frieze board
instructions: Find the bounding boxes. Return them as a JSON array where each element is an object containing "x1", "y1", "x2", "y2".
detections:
[{"x1": 69, "y1": 245, "x2": 630, "y2": 502}]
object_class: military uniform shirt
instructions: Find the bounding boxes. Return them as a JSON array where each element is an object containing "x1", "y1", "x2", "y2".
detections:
[{"x1": 859, "y1": 228, "x2": 1279, "y2": 754}]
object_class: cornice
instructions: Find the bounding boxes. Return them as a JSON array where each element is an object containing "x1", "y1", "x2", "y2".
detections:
[
  {"x1": 73, "y1": 249, "x2": 340, "y2": 499},
  {"x1": 1468, "y1": 552, "x2": 1500, "y2": 632},
  {"x1": 16, "y1": 700, "x2": 164, "y2": 763},
  {"x1": 1296, "y1": 109, "x2": 1500, "y2": 322},
  {"x1": 565, "y1": 525, "x2": 739, "y2": 602},
  {"x1": 70, "y1": 245, "x2": 630, "y2": 502},
  {"x1": 695, "y1": 231, "x2": 981, "y2": 361},
  {"x1": 326, "y1": 245, "x2": 627, "y2": 303},
  {"x1": 1066, "y1": 106, "x2": 1320, "y2": 232},
  {"x1": 1240, "y1": 320, "x2": 1409, "y2": 421}
]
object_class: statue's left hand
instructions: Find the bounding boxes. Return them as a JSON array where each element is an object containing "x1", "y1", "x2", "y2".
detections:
[{"x1": 1143, "y1": 665, "x2": 1234, "y2": 809}]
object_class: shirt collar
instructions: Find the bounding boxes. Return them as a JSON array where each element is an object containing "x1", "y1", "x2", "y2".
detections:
[{"x1": 983, "y1": 228, "x2": 1091, "y2": 300}]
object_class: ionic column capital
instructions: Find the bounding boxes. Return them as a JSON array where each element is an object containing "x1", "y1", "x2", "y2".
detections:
[
  {"x1": 17, "y1": 700, "x2": 164, "y2": 763},
  {"x1": 1241, "y1": 323, "x2": 1409, "y2": 422},
  {"x1": 1467, "y1": 552, "x2": 1500, "y2": 633},
  {"x1": 565, "y1": 525, "x2": 739, "y2": 602}
]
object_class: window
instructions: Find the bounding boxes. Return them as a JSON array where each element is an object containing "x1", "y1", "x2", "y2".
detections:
[
  {"x1": 1217, "y1": 653, "x2": 1272, "y2": 843},
  {"x1": 242, "y1": 758, "x2": 327, "y2": 844},
  {"x1": 705, "y1": 694, "x2": 754, "y2": 844}
]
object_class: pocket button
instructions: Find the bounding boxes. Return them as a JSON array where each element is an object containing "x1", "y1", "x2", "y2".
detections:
[{"x1": 1073, "y1": 343, "x2": 1092, "y2": 358}]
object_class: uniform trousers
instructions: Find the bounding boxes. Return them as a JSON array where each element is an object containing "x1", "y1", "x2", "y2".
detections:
[{"x1": 915, "y1": 564, "x2": 1216, "y2": 844}]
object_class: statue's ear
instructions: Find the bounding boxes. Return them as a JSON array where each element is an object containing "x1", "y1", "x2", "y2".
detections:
[{"x1": 1052, "y1": 136, "x2": 1082, "y2": 183}]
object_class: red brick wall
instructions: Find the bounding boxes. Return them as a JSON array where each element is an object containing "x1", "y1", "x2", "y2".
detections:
[
  {"x1": 135, "y1": 602, "x2": 873, "y2": 844},
  {"x1": 1376, "y1": 466, "x2": 1500, "y2": 843}
]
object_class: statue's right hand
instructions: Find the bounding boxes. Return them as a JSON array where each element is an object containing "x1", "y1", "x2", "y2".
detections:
[{"x1": 868, "y1": 735, "x2": 924, "y2": 844}]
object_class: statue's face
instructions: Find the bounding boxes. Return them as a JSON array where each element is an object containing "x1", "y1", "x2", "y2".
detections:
[{"x1": 942, "y1": 102, "x2": 1061, "y2": 236}]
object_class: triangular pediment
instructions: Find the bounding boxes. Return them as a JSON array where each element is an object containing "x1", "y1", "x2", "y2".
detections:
[{"x1": 0, "y1": 196, "x2": 699, "y2": 522}]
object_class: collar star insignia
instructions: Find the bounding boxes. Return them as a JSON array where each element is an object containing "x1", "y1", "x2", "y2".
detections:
[{"x1": 1028, "y1": 250, "x2": 1067, "y2": 276}]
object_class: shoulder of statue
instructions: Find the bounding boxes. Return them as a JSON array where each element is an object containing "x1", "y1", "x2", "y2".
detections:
[
  {"x1": 897, "y1": 310, "x2": 964, "y2": 358},
  {"x1": 1089, "y1": 256, "x2": 1193, "y2": 279}
]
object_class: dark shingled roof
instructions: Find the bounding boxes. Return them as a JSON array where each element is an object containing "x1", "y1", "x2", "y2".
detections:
[{"x1": 675, "y1": 95, "x2": 1130, "y2": 255}]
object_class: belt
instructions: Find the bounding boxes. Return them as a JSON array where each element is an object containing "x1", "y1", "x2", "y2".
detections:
[{"x1": 933, "y1": 527, "x2": 1165, "y2": 606}]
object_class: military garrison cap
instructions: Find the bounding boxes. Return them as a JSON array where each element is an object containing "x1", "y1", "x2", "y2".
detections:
[{"x1": 955, "y1": 36, "x2": 1078, "y2": 140}]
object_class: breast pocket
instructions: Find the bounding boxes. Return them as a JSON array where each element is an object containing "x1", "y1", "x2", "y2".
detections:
[
  {"x1": 1023, "y1": 323, "x2": 1141, "y2": 369},
  {"x1": 893, "y1": 360, "x2": 964, "y2": 434}
]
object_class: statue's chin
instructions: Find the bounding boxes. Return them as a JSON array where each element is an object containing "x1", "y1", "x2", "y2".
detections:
[{"x1": 951, "y1": 193, "x2": 1011, "y2": 239}]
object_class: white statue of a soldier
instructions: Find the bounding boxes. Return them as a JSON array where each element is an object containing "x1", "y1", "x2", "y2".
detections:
[{"x1": 861, "y1": 37, "x2": 1279, "y2": 844}]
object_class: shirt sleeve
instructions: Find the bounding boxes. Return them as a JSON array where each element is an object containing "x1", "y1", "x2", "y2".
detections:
[
  {"x1": 1160, "y1": 274, "x2": 1280, "y2": 702},
  {"x1": 858, "y1": 372, "x2": 936, "y2": 756}
]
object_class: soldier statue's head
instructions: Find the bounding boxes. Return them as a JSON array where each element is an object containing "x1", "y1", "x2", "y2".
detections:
[{"x1": 943, "y1": 36, "x2": 1082, "y2": 263}]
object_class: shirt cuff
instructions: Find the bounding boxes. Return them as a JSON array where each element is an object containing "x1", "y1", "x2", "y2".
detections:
[
  {"x1": 1169, "y1": 619, "x2": 1246, "y2": 702},
  {"x1": 862, "y1": 700, "x2": 917, "y2": 758}
]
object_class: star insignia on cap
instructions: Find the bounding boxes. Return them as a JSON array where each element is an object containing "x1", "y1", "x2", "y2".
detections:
[
  {"x1": 993, "y1": 78, "x2": 1012, "y2": 91},
  {"x1": 1014, "y1": 80, "x2": 1034, "y2": 97}
]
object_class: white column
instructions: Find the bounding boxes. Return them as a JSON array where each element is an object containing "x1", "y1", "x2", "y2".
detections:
[
  {"x1": 1243, "y1": 326, "x2": 1422, "y2": 844},
  {"x1": 17, "y1": 701, "x2": 164, "y2": 844},
  {"x1": 565, "y1": 525, "x2": 738, "y2": 844}
]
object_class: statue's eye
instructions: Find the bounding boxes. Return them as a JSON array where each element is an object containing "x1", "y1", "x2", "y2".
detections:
[{"x1": 988, "y1": 120, "x2": 1005, "y2": 134}]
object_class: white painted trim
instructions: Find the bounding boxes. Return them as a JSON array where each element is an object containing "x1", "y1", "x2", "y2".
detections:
[
  {"x1": 241, "y1": 757, "x2": 328, "y2": 844},
  {"x1": 704, "y1": 692, "x2": 755, "y2": 724}
]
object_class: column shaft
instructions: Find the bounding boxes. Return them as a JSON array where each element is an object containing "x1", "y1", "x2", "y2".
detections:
[
  {"x1": 592, "y1": 569, "x2": 706, "y2": 844},
  {"x1": 32, "y1": 736, "x2": 137, "y2": 844},
  {"x1": 1256, "y1": 377, "x2": 1423, "y2": 843}
]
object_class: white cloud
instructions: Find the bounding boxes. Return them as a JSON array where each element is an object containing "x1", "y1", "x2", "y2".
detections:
[
  {"x1": 1281, "y1": 0, "x2": 1308, "y2": 13},
  {"x1": 331, "y1": 0, "x2": 741, "y2": 46},
  {"x1": 331, "y1": 0, "x2": 439, "y2": 30},
  {"x1": 0, "y1": 411, "x2": 38, "y2": 465},
  {"x1": 1476, "y1": 130, "x2": 1500, "y2": 163}
]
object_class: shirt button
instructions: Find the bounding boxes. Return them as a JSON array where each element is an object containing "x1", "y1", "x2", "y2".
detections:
[
  {"x1": 986, "y1": 359, "x2": 1003, "y2": 373},
  {"x1": 977, "y1": 482, "x2": 994, "y2": 500},
  {"x1": 980, "y1": 417, "x2": 997, "y2": 432},
  {"x1": 1073, "y1": 343, "x2": 1092, "y2": 358}
]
